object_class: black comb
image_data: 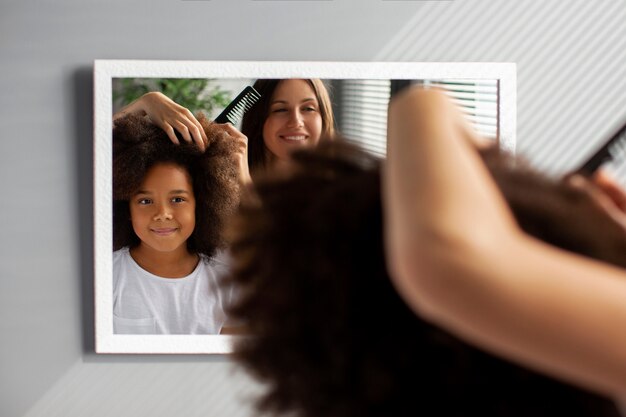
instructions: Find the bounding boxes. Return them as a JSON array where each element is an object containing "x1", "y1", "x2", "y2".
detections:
[
  {"x1": 573, "y1": 120, "x2": 626, "y2": 177},
  {"x1": 214, "y1": 86, "x2": 261, "y2": 125}
]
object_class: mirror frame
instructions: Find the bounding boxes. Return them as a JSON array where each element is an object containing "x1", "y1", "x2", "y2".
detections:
[{"x1": 94, "y1": 60, "x2": 516, "y2": 354}]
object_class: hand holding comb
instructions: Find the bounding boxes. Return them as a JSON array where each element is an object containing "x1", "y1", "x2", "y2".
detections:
[{"x1": 572, "y1": 120, "x2": 626, "y2": 177}]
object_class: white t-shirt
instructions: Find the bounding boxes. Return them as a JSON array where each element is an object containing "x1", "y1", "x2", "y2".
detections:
[{"x1": 112, "y1": 247, "x2": 234, "y2": 335}]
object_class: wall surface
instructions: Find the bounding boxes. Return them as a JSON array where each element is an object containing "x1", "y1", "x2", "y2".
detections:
[{"x1": 1, "y1": 1, "x2": 624, "y2": 416}]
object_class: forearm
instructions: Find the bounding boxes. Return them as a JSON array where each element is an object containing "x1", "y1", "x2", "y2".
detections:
[
  {"x1": 413, "y1": 232, "x2": 626, "y2": 396},
  {"x1": 383, "y1": 88, "x2": 518, "y2": 285},
  {"x1": 383, "y1": 87, "x2": 626, "y2": 397},
  {"x1": 113, "y1": 94, "x2": 149, "y2": 121}
]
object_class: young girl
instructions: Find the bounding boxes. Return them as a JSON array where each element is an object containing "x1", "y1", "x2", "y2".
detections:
[
  {"x1": 116, "y1": 79, "x2": 336, "y2": 178},
  {"x1": 112, "y1": 113, "x2": 242, "y2": 334}
]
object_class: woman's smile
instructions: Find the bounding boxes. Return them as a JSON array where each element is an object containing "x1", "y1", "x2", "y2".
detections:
[
  {"x1": 263, "y1": 79, "x2": 323, "y2": 161},
  {"x1": 279, "y1": 133, "x2": 308, "y2": 142}
]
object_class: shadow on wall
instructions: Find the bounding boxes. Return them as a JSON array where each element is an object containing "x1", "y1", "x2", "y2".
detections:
[
  {"x1": 73, "y1": 67, "x2": 95, "y2": 354},
  {"x1": 72, "y1": 68, "x2": 247, "y2": 364}
]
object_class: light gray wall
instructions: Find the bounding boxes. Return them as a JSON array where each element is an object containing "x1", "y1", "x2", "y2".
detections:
[{"x1": 1, "y1": 1, "x2": 624, "y2": 416}]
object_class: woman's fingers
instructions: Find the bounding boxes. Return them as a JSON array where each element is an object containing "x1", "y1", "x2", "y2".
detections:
[
  {"x1": 567, "y1": 173, "x2": 626, "y2": 230},
  {"x1": 167, "y1": 115, "x2": 206, "y2": 150},
  {"x1": 217, "y1": 123, "x2": 251, "y2": 184},
  {"x1": 219, "y1": 123, "x2": 246, "y2": 140},
  {"x1": 181, "y1": 108, "x2": 208, "y2": 148},
  {"x1": 220, "y1": 123, "x2": 248, "y2": 151},
  {"x1": 160, "y1": 123, "x2": 180, "y2": 145},
  {"x1": 139, "y1": 92, "x2": 206, "y2": 148},
  {"x1": 160, "y1": 108, "x2": 206, "y2": 150},
  {"x1": 592, "y1": 170, "x2": 626, "y2": 212},
  {"x1": 170, "y1": 119, "x2": 192, "y2": 144}
]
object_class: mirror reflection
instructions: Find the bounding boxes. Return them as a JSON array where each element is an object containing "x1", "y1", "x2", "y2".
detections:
[
  {"x1": 113, "y1": 77, "x2": 499, "y2": 158},
  {"x1": 96, "y1": 61, "x2": 516, "y2": 354},
  {"x1": 110, "y1": 76, "x2": 500, "y2": 336}
]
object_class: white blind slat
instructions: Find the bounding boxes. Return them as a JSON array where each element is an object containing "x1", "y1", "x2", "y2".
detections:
[{"x1": 340, "y1": 79, "x2": 499, "y2": 156}]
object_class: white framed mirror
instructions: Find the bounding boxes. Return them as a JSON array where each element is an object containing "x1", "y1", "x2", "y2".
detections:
[{"x1": 94, "y1": 60, "x2": 516, "y2": 354}]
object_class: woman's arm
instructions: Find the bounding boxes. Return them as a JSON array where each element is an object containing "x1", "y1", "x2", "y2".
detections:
[
  {"x1": 114, "y1": 92, "x2": 251, "y2": 184},
  {"x1": 383, "y1": 87, "x2": 626, "y2": 397},
  {"x1": 113, "y1": 92, "x2": 208, "y2": 150},
  {"x1": 220, "y1": 123, "x2": 252, "y2": 185}
]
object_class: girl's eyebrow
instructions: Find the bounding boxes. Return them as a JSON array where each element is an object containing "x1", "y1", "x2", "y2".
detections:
[{"x1": 133, "y1": 189, "x2": 191, "y2": 195}]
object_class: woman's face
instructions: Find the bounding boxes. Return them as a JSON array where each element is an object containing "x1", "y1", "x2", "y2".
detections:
[{"x1": 262, "y1": 79, "x2": 323, "y2": 162}]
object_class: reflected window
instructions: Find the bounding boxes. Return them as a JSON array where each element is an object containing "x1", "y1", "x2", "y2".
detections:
[{"x1": 337, "y1": 79, "x2": 499, "y2": 156}]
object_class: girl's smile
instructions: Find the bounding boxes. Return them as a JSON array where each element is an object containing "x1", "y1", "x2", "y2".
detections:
[{"x1": 150, "y1": 227, "x2": 178, "y2": 236}]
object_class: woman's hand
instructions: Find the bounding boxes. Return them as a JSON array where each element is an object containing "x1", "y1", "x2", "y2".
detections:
[
  {"x1": 592, "y1": 170, "x2": 626, "y2": 212},
  {"x1": 218, "y1": 123, "x2": 251, "y2": 185},
  {"x1": 113, "y1": 92, "x2": 208, "y2": 150},
  {"x1": 566, "y1": 170, "x2": 626, "y2": 230}
]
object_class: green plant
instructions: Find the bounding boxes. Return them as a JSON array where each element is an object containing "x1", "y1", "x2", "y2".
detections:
[{"x1": 113, "y1": 78, "x2": 232, "y2": 116}]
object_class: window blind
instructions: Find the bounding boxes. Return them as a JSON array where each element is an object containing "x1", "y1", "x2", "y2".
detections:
[
  {"x1": 424, "y1": 79, "x2": 499, "y2": 140},
  {"x1": 339, "y1": 79, "x2": 499, "y2": 157},
  {"x1": 339, "y1": 79, "x2": 391, "y2": 157}
]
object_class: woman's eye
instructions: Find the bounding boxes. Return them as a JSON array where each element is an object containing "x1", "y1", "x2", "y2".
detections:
[
  {"x1": 303, "y1": 106, "x2": 318, "y2": 112},
  {"x1": 271, "y1": 108, "x2": 287, "y2": 113}
]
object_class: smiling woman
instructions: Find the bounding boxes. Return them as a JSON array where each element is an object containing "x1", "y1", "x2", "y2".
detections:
[
  {"x1": 262, "y1": 80, "x2": 324, "y2": 163},
  {"x1": 241, "y1": 78, "x2": 335, "y2": 175}
]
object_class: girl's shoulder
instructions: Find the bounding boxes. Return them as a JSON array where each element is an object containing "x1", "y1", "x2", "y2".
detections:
[
  {"x1": 113, "y1": 247, "x2": 130, "y2": 258},
  {"x1": 200, "y1": 249, "x2": 231, "y2": 269}
]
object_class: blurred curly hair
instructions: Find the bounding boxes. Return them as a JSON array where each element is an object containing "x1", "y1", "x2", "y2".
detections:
[
  {"x1": 112, "y1": 113, "x2": 240, "y2": 257},
  {"x1": 226, "y1": 140, "x2": 624, "y2": 417}
]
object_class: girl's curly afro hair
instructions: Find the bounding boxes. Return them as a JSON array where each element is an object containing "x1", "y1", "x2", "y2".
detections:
[
  {"x1": 226, "y1": 140, "x2": 623, "y2": 417},
  {"x1": 112, "y1": 113, "x2": 241, "y2": 258}
]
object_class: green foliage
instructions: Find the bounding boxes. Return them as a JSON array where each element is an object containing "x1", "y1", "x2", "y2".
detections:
[{"x1": 113, "y1": 78, "x2": 232, "y2": 116}]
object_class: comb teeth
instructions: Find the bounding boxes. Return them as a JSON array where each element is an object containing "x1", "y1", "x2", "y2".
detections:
[
  {"x1": 607, "y1": 132, "x2": 626, "y2": 163},
  {"x1": 574, "y1": 120, "x2": 626, "y2": 176},
  {"x1": 214, "y1": 86, "x2": 261, "y2": 125}
]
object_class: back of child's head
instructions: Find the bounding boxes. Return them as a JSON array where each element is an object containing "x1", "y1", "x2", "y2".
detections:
[
  {"x1": 227, "y1": 140, "x2": 623, "y2": 417},
  {"x1": 112, "y1": 113, "x2": 241, "y2": 257}
]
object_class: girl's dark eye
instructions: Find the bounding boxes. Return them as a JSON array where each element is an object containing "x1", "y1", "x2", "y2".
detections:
[
  {"x1": 137, "y1": 198, "x2": 152, "y2": 205},
  {"x1": 172, "y1": 197, "x2": 186, "y2": 203}
]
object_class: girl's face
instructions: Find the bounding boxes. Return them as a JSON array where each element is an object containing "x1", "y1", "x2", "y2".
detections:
[
  {"x1": 130, "y1": 163, "x2": 196, "y2": 256},
  {"x1": 262, "y1": 79, "x2": 323, "y2": 162}
]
